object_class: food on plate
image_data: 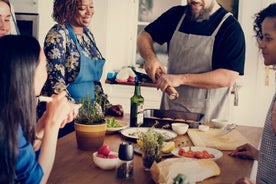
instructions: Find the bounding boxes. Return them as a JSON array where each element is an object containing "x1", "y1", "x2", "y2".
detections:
[
  {"x1": 106, "y1": 117, "x2": 122, "y2": 128},
  {"x1": 177, "y1": 148, "x2": 215, "y2": 159},
  {"x1": 174, "y1": 118, "x2": 186, "y2": 122},
  {"x1": 162, "y1": 117, "x2": 174, "y2": 120},
  {"x1": 162, "y1": 141, "x2": 175, "y2": 154},
  {"x1": 137, "y1": 139, "x2": 143, "y2": 147},
  {"x1": 185, "y1": 119, "x2": 196, "y2": 123}
]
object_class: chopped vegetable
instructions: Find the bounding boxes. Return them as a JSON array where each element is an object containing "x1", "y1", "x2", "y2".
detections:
[
  {"x1": 177, "y1": 148, "x2": 215, "y2": 159},
  {"x1": 106, "y1": 117, "x2": 122, "y2": 128}
]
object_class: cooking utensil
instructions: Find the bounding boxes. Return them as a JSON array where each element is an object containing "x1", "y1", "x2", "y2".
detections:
[{"x1": 215, "y1": 123, "x2": 237, "y2": 137}]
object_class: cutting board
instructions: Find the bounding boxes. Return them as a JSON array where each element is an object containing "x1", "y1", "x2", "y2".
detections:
[{"x1": 187, "y1": 128, "x2": 250, "y2": 150}]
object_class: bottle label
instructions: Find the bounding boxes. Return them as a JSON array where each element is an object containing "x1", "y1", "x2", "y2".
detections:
[{"x1": 137, "y1": 104, "x2": 143, "y2": 126}]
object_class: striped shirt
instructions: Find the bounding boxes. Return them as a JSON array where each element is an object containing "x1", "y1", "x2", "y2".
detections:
[{"x1": 256, "y1": 93, "x2": 276, "y2": 184}]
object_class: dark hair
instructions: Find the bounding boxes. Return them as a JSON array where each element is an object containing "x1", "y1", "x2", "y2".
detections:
[
  {"x1": 52, "y1": 0, "x2": 81, "y2": 24},
  {"x1": 0, "y1": 35, "x2": 41, "y2": 184},
  {"x1": 0, "y1": 0, "x2": 10, "y2": 7},
  {"x1": 253, "y1": 3, "x2": 276, "y2": 41}
]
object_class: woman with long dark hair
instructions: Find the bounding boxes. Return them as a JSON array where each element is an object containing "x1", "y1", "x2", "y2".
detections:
[{"x1": 0, "y1": 35, "x2": 81, "y2": 184}]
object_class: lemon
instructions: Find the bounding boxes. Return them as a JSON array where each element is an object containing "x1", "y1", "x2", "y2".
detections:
[
  {"x1": 137, "y1": 139, "x2": 143, "y2": 148},
  {"x1": 162, "y1": 141, "x2": 175, "y2": 153}
]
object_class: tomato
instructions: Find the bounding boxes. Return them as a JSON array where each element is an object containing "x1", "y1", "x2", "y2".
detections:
[
  {"x1": 186, "y1": 150, "x2": 195, "y2": 158},
  {"x1": 178, "y1": 148, "x2": 185, "y2": 156},
  {"x1": 195, "y1": 151, "x2": 204, "y2": 159}
]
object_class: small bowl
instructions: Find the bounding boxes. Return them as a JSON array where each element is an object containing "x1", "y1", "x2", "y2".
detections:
[
  {"x1": 210, "y1": 119, "x2": 228, "y2": 129},
  {"x1": 171, "y1": 123, "x2": 189, "y2": 135},
  {"x1": 198, "y1": 125, "x2": 209, "y2": 132},
  {"x1": 93, "y1": 151, "x2": 119, "y2": 170}
]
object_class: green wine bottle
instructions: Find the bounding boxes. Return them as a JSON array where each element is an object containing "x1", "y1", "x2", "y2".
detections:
[{"x1": 130, "y1": 81, "x2": 144, "y2": 127}]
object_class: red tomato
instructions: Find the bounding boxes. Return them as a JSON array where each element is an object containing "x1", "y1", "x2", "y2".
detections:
[
  {"x1": 195, "y1": 151, "x2": 204, "y2": 159},
  {"x1": 178, "y1": 148, "x2": 185, "y2": 156}
]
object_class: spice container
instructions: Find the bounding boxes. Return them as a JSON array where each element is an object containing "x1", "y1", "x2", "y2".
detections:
[{"x1": 116, "y1": 142, "x2": 134, "y2": 179}]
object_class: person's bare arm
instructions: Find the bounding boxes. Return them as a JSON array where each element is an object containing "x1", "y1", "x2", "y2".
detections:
[
  {"x1": 156, "y1": 69, "x2": 239, "y2": 92},
  {"x1": 137, "y1": 31, "x2": 166, "y2": 82}
]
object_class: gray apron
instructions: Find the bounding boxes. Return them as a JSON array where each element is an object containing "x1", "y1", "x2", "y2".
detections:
[
  {"x1": 66, "y1": 24, "x2": 105, "y2": 103},
  {"x1": 161, "y1": 12, "x2": 231, "y2": 123}
]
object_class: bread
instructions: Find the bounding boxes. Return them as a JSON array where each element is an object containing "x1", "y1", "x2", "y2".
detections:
[{"x1": 150, "y1": 158, "x2": 220, "y2": 184}]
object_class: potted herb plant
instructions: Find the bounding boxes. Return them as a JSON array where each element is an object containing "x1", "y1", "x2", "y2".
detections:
[
  {"x1": 74, "y1": 94, "x2": 107, "y2": 151},
  {"x1": 137, "y1": 127, "x2": 165, "y2": 170}
]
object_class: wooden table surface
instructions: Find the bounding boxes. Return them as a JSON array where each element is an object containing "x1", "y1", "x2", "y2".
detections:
[{"x1": 47, "y1": 118, "x2": 263, "y2": 184}]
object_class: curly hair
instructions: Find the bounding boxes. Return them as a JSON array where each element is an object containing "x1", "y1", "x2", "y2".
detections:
[
  {"x1": 52, "y1": 0, "x2": 81, "y2": 24},
  {"x1": 253, "y1": 3, "x2": 276, "y2": 41}
]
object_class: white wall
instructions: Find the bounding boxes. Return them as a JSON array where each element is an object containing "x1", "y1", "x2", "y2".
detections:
[
  {"x1": 233, "y1": 0, "x2": 275, "y2": 127},
  {"x1": 38, "y1": 1, "x2": 55, "y2": 45}
]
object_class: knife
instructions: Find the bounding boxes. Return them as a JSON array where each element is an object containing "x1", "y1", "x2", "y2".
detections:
[{"x1": 215, "y1": 123, "x2": 237, "y2": 137}]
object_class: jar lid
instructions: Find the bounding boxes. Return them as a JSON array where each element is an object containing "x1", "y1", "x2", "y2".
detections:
[{"x1": 118, "y1": 142, "x2": 134, "y2": 161}]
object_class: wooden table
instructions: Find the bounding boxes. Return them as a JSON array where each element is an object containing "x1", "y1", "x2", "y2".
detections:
[{"x1": 47, "y1": 123, "x2": 262, "y2": 184}]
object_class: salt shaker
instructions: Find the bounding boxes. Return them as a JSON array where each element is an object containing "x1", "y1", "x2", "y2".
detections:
[{"x1": 116, "y1": 142, "x2": 134, "y2": 179}]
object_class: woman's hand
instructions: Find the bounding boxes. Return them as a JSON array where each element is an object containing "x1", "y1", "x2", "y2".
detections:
[
  {"x1": 59, "y1": 102, "x2": 82, "y2": 128},
  {"x1": 106, "y1": 104, "x2": 124, "y2": 116},
  {"x1": 228, "y1": 143, "x2": 259, "y2": 160},
  {"x1": 232, "y1": 177, "x2": 255, "y2": 184}
]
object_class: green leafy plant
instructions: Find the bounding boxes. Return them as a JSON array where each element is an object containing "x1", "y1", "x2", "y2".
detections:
[
  {"x1": 138, "y1": 125, "x2": 165, "y2": 169},
  {"x1": 75, "y1": 94, "x2": 105, "y2": 125}
]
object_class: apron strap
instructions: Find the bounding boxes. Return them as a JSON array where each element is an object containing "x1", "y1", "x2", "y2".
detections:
[{"x1": 212, "y1": 12, "x2": 232, "y2": 36}]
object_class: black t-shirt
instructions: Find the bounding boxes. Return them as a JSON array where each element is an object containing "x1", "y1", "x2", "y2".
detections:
[{"x1": 144, "y1": 5, "x2": 245, "y2": 75}]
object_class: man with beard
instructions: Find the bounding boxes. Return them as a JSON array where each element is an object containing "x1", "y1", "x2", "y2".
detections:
[{"x1": 137, "y1": 0, "x2": 245, "y2": 123}]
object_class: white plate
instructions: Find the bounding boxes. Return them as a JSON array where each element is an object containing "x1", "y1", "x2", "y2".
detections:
[
  {"x1": 106, "y1": 119, "x2": 128, "y2": 134},
  {"x1": 171, "y1": 146, "x2": 223, "y2": 161},
  {"x1": 120, "y1": 127, "x2": 177, "y2": 141}
]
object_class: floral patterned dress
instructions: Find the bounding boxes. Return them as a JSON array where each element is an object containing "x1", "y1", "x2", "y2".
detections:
[{"x1": 40, "y1": 24, "x2": 111, "y2": 113}]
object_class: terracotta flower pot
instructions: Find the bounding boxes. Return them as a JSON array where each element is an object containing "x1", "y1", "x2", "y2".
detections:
[{"x1": 74, "y1": 122, "x2": 107, "y2": 151}]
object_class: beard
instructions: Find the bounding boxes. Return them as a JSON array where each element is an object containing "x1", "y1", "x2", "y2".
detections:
[{"x1": 186, "y1": 1, "x2": 214, "y2": 22}]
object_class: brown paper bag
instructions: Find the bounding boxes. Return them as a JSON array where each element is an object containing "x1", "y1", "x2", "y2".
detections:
[{"x1": 150, "y1": 158, "x2": 220, "y2": 184}]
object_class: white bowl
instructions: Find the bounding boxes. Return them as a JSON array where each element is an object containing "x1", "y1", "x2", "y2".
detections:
[
  {"x1": 198, "y1": 125, "x2": 209, "y2": 132},
  {"x1": 171, "y1": 123, "x2": 189, "y2": 135},
  {"x1": 93, "y1": 151, "x2": 119, "y2": 170},
  {"x1": 210, "y1": 119, "x2": 228, "y2": 129}
]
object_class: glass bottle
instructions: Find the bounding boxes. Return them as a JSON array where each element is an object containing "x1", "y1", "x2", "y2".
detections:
[{"x1": 130, "y1": 81, "x2": 144, "y2": 127}]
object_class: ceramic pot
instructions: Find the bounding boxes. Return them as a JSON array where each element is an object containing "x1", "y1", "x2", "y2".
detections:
[{"x1": 74, "y1": 122, "x2": 107, "y2": 151}]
